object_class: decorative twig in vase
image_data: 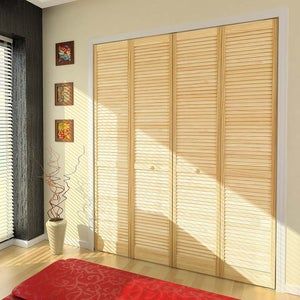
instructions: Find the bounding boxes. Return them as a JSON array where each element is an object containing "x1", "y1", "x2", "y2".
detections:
[{"x1": 45, "y1": 146, "x2": 85, "y2": 255}]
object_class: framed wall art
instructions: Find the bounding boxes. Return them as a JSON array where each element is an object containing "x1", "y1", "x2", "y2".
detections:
[
  {"x1": 55, "y1": 82, "x2": 74, "y2": 106},
  {"x1": 55, "y1": 119, "x2": 74, "y2": 142},
  {"x1": 56, "y1": 41, "x2": 74, "y2": 66}
]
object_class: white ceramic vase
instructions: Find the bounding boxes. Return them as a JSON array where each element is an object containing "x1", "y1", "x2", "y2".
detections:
[{"x1": 46, "y1": 219, "x2": 67, "y2": 255}]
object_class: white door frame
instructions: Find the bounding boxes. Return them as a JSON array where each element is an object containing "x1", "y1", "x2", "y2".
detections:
[{"x1": 88, "y1": 7, "x2": 289, "y2": 293}]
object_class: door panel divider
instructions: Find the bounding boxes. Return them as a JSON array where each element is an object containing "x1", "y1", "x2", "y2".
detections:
[
  {"x1": 217, "y1": 26, "x2": 225, "y2": 277},
  {"x1": 129, "y1": 40, "x2": 135, "y2": 258}
]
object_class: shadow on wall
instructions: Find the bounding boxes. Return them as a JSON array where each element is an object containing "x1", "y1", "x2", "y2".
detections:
[
  {"x1": 62, "y1": 88, "x2": 91, "y2": 247},
  {"x1": 95, "y1": 208, "x2": 270, "y2": 288},
  {"x1": 92, "y1": 77, "x2": 278, "y2": 289},
  {"x1": 44, "y1": 86, "x2": 295, "y2": 288}
]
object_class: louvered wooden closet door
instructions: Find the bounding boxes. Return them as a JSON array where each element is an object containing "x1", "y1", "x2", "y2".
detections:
[
  {"x1": 221, "y1": 19, "x2": 277, "y2": 288},
  {"x1": 132, "y1": 35, "x2": 172, "y2": 265},
  {"x1": 173, "y1": 28, "x2": 220, "y2": 275},
  {"x1": 94, "y1": 41, "x2": 129, "y2": 256}
]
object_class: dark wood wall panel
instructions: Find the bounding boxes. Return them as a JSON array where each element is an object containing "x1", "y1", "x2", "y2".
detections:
[{"x1": 0, "y1": 0, "x2": 43, "y2": 240}]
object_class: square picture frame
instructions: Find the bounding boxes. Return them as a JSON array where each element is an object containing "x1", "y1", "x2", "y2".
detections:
[
  {"x1": 55, "y1": 119, "x2": 74, "y2": 142},
  {"x1": 55, "y1": 82, "x2": 74, "y2": 106},
  {"x1": 56, "y1": 41, "x2": 74, "y2": 66}
]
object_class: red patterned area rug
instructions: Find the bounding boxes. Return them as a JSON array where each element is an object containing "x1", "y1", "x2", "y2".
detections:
[{"x1": 5, "y1": 259, "x2": 237, "y2": 300}]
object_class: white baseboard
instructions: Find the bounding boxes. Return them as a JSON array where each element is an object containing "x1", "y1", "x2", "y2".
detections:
[
  {"x1": 0, "y1": 239, "x2": 14, "y2": 251},
  {"x1": 285, "y1": 284, "x2": 300, "y2": 296},
  {"x1": 64, "y1": 238, "x2": 91, "y2": 250},
  {"x1": 1, "y1": 234, "x2": 90, "y2": 252},
  {"x1": 79, "y1": 239, "x2": 90, "y2": 250},
  {"x1": 0, "y1": 234, "x2": 46, "y2": 251},
  {"x1": 13, "y1": 233, "x2": 47, "y2": 248}
]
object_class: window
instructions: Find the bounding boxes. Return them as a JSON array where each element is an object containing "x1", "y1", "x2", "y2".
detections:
[{"x1": 0, "y1": 36, "x2": 13, "y2": 243}]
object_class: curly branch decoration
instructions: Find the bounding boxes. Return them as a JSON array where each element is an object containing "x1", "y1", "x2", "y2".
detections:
[
  {"x1": 46, "y1": 146, "x2": 85, "y2": 221},
  {"x1": 60, "y1": 146, "x2": 85, "y2": 210}
]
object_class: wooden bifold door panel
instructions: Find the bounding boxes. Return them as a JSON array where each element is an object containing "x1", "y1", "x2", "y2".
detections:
[
  {"x1": 131, "y1": 35, "x2": 173, "y2": 265},
  {"x1": 173, "y1": 27, "x2": 220, "y2": 276},
  {"x1": 94, "y1": 18, "x2": 278, "y2": 289},
  {"x1": 220, "y1": 19, "x2": 277, "y2": 288},
  {"x1": 94, "y1": 41, "x2": 130, "y2": 257}
]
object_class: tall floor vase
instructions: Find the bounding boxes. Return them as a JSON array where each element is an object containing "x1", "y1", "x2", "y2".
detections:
[{"x1": 46, "y1": 219, "x2": 67, "y2": 255}]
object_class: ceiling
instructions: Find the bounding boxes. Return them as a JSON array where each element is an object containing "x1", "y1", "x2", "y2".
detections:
[{"x1": 26, "y1": 0, "x2": 77, "y2": 8}]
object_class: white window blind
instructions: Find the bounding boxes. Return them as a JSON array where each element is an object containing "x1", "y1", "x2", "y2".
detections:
[{"x1": 0, "y1": 36, "x2": 13, "y2": 243}]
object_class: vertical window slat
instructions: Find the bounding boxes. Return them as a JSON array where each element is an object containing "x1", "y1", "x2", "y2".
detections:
[{"x1": 0, "y1": 37, "x2": 13, "y2": 243}]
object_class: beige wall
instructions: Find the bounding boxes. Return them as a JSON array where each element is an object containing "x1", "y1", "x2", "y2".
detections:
[{"x1": 43, "y1": 0, "x2": 300, "y2": 288}]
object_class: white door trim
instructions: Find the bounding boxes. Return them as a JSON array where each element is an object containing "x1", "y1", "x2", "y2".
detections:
[
  {"x1": 88, "y1": 7, "x2": 290, "y2": 293},
  {"x1": 275, "y1": 8, "x2": 289, "y2": 294}
]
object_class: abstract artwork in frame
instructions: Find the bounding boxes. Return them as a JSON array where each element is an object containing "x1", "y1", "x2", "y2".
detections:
[
  {"x1": 56, "y1": 41, "x2": 74, "y2": 66},
  {"x1": 55, "y1": 82, "x2": 74, "y2": 106},
  {"x1": 55, "y1": 119, "x2": 74, "y2": 142}
]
